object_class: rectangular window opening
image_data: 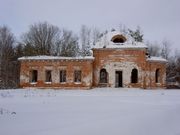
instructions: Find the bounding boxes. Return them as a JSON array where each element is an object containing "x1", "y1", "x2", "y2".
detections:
[
  {"x1": 45, "y1": 70, "x2": 52, "y2": 82},
  {"x1": 60, "y1": 70, "x2": 66, "y2": 83},
  {"x1": 74, "y1": 70, "x2": 81, "y2": 83},
  {"x1": 30, "y1": 70, "x2": 38, "y2": 83}
]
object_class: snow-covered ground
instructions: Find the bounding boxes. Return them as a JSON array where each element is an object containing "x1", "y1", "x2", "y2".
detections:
[{"x1": 0, "y1": 88, "x2": 180, "y2": 135}]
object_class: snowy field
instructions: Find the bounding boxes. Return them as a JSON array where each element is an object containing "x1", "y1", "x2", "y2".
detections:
[{"x1": 0, "y1": 88, "x2": 180, "y2": 135}]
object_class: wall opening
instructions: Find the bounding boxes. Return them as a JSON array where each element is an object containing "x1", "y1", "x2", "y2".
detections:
[
  {"x1": 111, "y1": 35, "x2": 126, "y2": 43},
  {"x1": 115, "y1": 71, "x2": 123, "y2": 87},
  {"x1": 155, "y1": 69, "x2": 160, "y2": 83},
  {"x1": 45, "y1": 70, "x2": 52, "y2": 82},
  {"x1": 99, "y1": 69, "x2": 108, "y2": 83},
  {"x1": 131, "y1": 68, "x2": 138, "y2": 83},
  {"x1": 30, "y1": 70, "x2": 38, "y2": 83},
  {"x1": 74, "y1": 70, "x2": 81, "y2": 82},
  {"x1": 60, "y1": 70, "x2": 66, "y2": 83}
]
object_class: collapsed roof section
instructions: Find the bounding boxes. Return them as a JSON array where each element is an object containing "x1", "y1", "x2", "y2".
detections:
[{"x1": 93, "y1": 31, "x2": 147, "y2": 49}]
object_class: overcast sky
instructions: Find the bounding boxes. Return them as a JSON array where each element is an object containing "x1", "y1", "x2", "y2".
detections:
[{"x1": 0, "y1": 0, "x2": 180, "y2": 50}]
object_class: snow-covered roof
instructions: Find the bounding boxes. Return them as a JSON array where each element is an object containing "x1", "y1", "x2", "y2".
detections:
[
  {"x1": 147, "y1": 56, "x2": 167, "y2": 63},
  {"x1": 93, "y1": 31, "x2": 147, "y2": 49},
  {"x1": 18, "y1": 56, "x2": 94, "y2": 61}
]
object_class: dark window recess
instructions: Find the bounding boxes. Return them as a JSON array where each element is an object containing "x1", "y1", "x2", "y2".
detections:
[
  {"x1": 155, "y1": 69, "x2": 160, "y2": 83},
  {"x1": 100, "y1": 69, "x2": 108, "y2": 83},
  {"x1": 113, "y1": 38, "x2": 125, "y2": 43},
  {"x1": 115, "y1": 71, "x2": 123, "y2": 87},
  {"x1": 60, "y1": 70, "x2": 66, "y2": 82},
  {"x1": 74, "y1": 70, "x2": 81, "y2": 82},
  {"x1": 45, "y1": 70, "x2": 52, "y2": 82},
  {"x1": 131, "y1": 68, "x2": 138, "y2": 83},
  {"x1": 30, "y1": 70, "x2": 38, "y2": 82},
  {"x1": 111, "y1": 35, "x2": 126, "y2": 43}
]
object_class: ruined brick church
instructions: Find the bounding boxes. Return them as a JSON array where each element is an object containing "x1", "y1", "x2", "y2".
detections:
[{"x1": 19, "y1": 31, "x2": 167, "y2": 89}]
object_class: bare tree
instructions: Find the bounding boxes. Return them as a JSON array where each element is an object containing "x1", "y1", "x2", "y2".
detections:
[
  {"x1": 0, "y1": 26, "x2": 16, "y2": 89},
  {"x1": 21, "y1": 22, "x2": 60, "y2": 56},
  {"x1": 174, "y1": 50, "x2": 180, "y2": 83},
  {"x1": 166, "y1": 56, "x2": 176, "y2": 78},
  {"x1": 146, "y1": 41, "x2": 161, "y2": 57},
  {"x1": 92, "y1": 27, "x2": 101, "y2": 46},
  {"x1": 55, "y1": 29, "x2": 79, "y2": 57},
  {"x1": 14, "y1": 43, "x2": 24, "y2": 59},
  {"x1": 79, "y1": 25, "x2": 91, "y2": 56},
  {"x1": 119, "y1": 23, "x2": 128, "y2": 35},
  {"x1": 161, "y1": 39, "x2": 171, "y2": 59}
]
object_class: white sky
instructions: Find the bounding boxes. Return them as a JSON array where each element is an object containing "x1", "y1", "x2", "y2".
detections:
[{"x1": 0, "y1": 0, "x2": 180, "y2": 51}]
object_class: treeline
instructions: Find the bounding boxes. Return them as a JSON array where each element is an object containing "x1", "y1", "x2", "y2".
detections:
[{"x1": 0, "y1": 22, "x2": 179, "y2": 89}]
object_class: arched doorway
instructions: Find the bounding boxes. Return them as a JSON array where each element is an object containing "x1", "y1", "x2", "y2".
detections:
[
  {"x1": 99, "y1": 69, "x2": 108, "y2": 83},
  {"x1": 131, "y1": 68, "x2": 138, "y2": 83}
]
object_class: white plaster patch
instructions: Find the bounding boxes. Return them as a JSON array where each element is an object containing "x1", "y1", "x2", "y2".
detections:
[
  {"x1": 58, "y1": 66, "x2": 67, "y2": 69},
  {"x1": 83, "y1": 73, "x2": 92, "y2": 86},
  {"x1": 102, "y1": 61, "x2": 142, "y2": 87},
  {"x1": 20, "y1": 74, "x2": 29, "y2": 83},
  {"x1": 52, "y1": 69, "x2": 59, "y2": 83},
  {"x1": 44, "y1": 66, "x2": 53, "y2": 70},
  {"x1": 73, "y1": 66, "x2": 82, "y2": 70}
]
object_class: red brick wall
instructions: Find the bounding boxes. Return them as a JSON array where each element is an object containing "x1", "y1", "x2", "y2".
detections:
[
  {"x1": 93, "y1": 48, "x2": 166, "y2": 88},
  {"x1": 145, "y1": 61, "x2": 166, "y2": 88},
  {"x1": 19, "y1": 49, "x2": 166, "y2": 89},
  {"x1": 19, "y1": 60, "x2": 93, "y2": 89}
]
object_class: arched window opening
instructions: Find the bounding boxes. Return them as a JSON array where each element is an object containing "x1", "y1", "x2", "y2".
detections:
[
  {"x1": 155, "y1": 69, "x2": 160, "y2": 83},
  {"x1": 113, "y1": 38, "x2": 125, "y2": 43},
  {"x1": 100, "y1": 69, "x2": 108, "y2": 83},
  {"x1": 131, "y1": 68, "x2": 138, "y2": 83},
  {"x1": 111, "y1": 35, "x2": 126, "y2": 43}
]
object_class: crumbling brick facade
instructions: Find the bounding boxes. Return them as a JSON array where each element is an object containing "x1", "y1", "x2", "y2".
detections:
[
  {"x1": 92, "y1": 48, "x2": 166, "y2": 89},
  {"x1": 19, "y1": 58, "x2": 94, "y2": 89},
  {"x1": 19, "y1": 31, "x2": 167, "y2": 89}
]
